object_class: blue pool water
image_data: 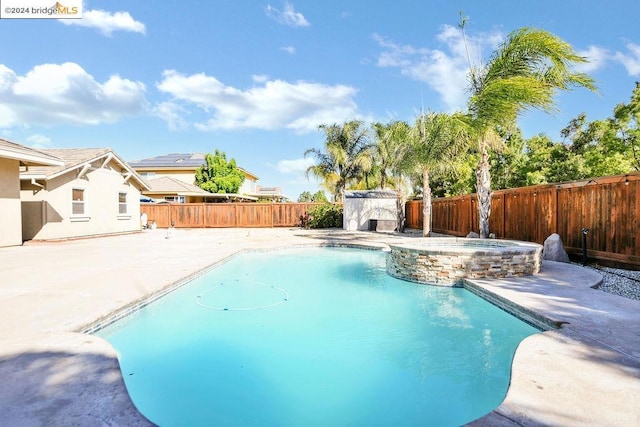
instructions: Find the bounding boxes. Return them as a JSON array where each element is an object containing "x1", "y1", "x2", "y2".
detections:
[{"x1": 97, "y1": 247, "x2": 539, "y2": 426}]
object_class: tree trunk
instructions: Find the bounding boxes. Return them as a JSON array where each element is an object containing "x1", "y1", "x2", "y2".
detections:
[
  {"x1": 422, "y1": 168, "x2": 431, "y2": 237},
  {"x1": 396, "y1": 188, "x2": 406, "y2": 233},
  {"x1": 475, "y1": 143, "x2": 492, "y2": 238}
]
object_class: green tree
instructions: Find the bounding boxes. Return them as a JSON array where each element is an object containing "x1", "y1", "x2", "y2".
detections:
[
  {"x1": 304, "y1": 120, "x2": 374, "y2": 202},
  {"x1": 520, "y1": 134, "x2": 587, "y2": 184},
  {"x1": 489, "y1": 127, "x2": 528, "y2": 190},
  {"x1": 195, "y1": 150, "x2": 245, "y2": 194},
  {"x1": 311, "y1": 190, "x2": 328, "y2": 202},
  {"x1": 371, "y1": 120, "x2": 413, "y2": 231},
  {"x1": 562, "y1": 83, "x2": 640, "y2": 176},
  {"x1": 562, "y1": 113, "x2": 634, "y2": 177},
  {"x1": 429, "y1": 155, "x2": 476, "y2": 197},
  {"x1": 463, "y1": 22, "x2": 596, "y2": 237},
  {"x1": 405, "y1": 112, "x2": 472, "y2": 236},
  {"x1": 298, "y1": 191, "x2": 313, "y2": 202},
  {"x1": 371, "y1": 120, "x2": 411, "y2": 189},
  {"x1": 613, "y1": 82, "x2": 640, "y2": 171},
  {"x1": 546, "y1": 141, "x2": 587, "y2": 183}
]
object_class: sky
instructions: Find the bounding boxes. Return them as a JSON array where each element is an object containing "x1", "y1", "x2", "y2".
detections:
[{"x1": 1, "y1": 0, "x2": 639, "y2": 200}]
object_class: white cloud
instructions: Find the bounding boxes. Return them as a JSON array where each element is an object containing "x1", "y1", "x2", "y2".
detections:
[
  {"x1": 281, "y1": 46, "x2": 296, "y2": 55},
  {"x1": 577, "y1": 42, "x2": 640, "y2": 77},
  {"x1": 252, "y1": 74, "x2": 269, "y2": 83},
  {"x1": 0, "y1": 65, "x2": 18, "y2": 127},
  {"x1": 152, "y1": 101, "x2": 188, "y2": 131},
  {"x1": 0, "y1": 62, "x2": 148, "y2": 128},
  {"x1": 60, "y1": 9, "x2": 146, "y2": 36},
  {"x1": 373, "y1": 33, "x2": 429, "y2": 68},
  {"x1": 0, "y1": 106, "x2": 17, "y2": 128},
  {"x1": 375, "y1": 25, "x2": 640, "y2": 108},
  {"x1": 26, "y1": 134, "x2": 52, "y2": 149},
  {"x1": 614, "y1": 43, "x2": 640, "y2": 76},
  {"x1": 276, "y1": 157, "x2": 314, "y2": 174},
  {"x1": 374, "y1": 25, "x2": 504, "y2": 111},
  {"x1": 266, "y1": 3, "x2": 309, "y2": 27},
  {"x1": 156, "y1": 70, "x2": 359, "y2": 132},
  {"x1": 565, "y1": 42, "x2": 640, "y2": 77},
  {"x1": 576, "y1": 46, "x2": 611, "y2": 73}
]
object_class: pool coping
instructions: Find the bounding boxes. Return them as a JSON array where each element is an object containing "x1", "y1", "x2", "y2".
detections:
[
  {"x1": 0, "y1": 228, "x2": 638, "y2": 426},
  {"x1": 387, "y1": 237, "x2": 543, "y2": 255}
]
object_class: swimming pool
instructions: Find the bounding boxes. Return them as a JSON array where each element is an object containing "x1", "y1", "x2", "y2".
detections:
[{"x1": 97, "y1": 247, "x2": 539, "y2": 426}]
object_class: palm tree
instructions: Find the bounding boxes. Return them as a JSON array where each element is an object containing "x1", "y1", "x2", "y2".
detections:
[
  {"x1": 304, "y1": 120, "x2": 374, "y2": 202},
  {"x1": 371, "y1": 120, "x2": 412, "y2": 230},
  {"x1": 463, "y1": 25, "x2": 596, "y2": 237},
  {"x1": 372, "y1": 120, "x2": 411, "y2": 189},
  {"x1": 405, "y1": 112, "x2": 471, "y2": 236}
]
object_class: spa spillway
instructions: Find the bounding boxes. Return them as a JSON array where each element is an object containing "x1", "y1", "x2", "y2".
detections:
[{"x1": 386, "y1": 237, "x2": 543, "y2": 286}]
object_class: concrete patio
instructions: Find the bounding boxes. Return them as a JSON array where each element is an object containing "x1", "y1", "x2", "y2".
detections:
[{"x1": 0, "y1": 228, "x2": 638, "y2": 426}]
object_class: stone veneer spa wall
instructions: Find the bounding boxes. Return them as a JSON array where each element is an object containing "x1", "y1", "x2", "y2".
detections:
[{"x1": 386, "y1": 238, "x2": 543, "y2": 286}]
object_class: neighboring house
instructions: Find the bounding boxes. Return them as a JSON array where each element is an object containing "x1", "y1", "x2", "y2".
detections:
[
  {"x1": 0, "y1": 139, "x2": 64, "y2": 247},
  {"x1": 247, "y1": 186, "x2": 290, "y2": 203},
  {"x1": 129, "y1": 153, "x2": 258, "y2": 200},
  {"x1": 144, "y1": 176, "x2": 257, "y2": 203},
  {"x1": 129, "y1": 153, "x2": 259, "y2": 202},
  {"x1": 20, "y1": 148, "x2": 149, "y2": 241}
]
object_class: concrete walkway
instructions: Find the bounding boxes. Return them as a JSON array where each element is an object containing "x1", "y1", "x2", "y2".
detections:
[{"x1": 0, "y1": 228, "x2": 638, "y2": 426}]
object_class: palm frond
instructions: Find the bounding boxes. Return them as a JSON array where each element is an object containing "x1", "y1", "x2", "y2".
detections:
[{"x1": 470, "y1": 27, "x2": 597, "y2": 128}]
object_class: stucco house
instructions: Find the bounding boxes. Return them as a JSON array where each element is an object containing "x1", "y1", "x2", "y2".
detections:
[
  {"x1": 20, "y1": 148, "x2": 149, "y2": 241},
  {"x1": 129, "y1": 152, "x2": 286, "y2": 202},
  {"x1": 0, "y1": 139, "x2": 65, "y2": 247},
  {"x1": 144, "y1": 176, "x2": 257, "y2": 203}
]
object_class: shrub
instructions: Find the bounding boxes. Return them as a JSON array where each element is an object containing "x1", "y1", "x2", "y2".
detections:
[{"x1": 307, "y1": 204, "x2": 343, "y2": 229}]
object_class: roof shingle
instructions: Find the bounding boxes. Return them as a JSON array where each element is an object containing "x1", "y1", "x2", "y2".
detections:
[{"x1": 0, "y1": 138, "x2": 64, "y2": 166}]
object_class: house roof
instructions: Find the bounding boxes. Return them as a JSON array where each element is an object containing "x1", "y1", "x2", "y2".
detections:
[
  {"x1": 246, "y1": 185, "x2": 290, "y2": 201},
  {"x1": 145, "y1": 176, "x2": 258, "y2": 201},
  {"x1": 129, "y1": 152, "x2": 259, "y2": 181},
  {"x1": 0, "y1": 138, "x2": 64, "y2": 167},
  {"x1": 145, "y1": 176, "x2": 212, "y2": 195},
  {"x1": 20, "y1": 148, "x2": 150, "y2": 191}
]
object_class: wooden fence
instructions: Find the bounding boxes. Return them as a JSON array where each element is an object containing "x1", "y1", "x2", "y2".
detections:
[
  {"x1": 141, "y1": 202, "x2": 323, "y2": 229},
  {"x1": 405, "y1": 173, "x2": 640, "y2": 267}
]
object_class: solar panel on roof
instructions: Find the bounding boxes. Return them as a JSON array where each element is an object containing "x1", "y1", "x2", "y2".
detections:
[{"x1": 129, "y1": 153, "x2": 208, "y2": 167}]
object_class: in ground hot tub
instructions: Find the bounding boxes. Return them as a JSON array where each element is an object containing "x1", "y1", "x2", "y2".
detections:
[{"x1": 386, "y1": 237, "x2": 543, "y2": 286}]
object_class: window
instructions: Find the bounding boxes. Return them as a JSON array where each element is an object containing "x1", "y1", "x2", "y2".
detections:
[
  {"x1": 119, "y1": 192, "x2": 127, "y2": 214},
  {"x1": 164, "y1": 196, "x2": 185, "y2": 203},
  {"x1": 72, "y1": 188, "x2": 85, "y2": 215}
]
